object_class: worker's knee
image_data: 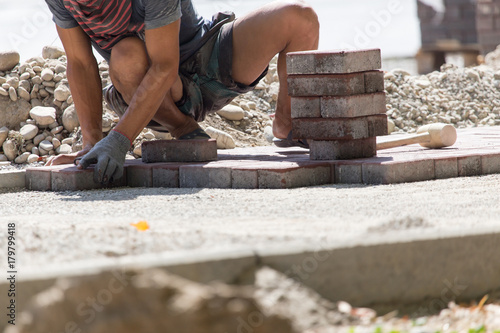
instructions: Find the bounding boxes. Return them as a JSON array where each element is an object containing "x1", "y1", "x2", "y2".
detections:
[
  {"x1": 109, "y1": 37, "x2": 149, "y2": 99},
  {"x1": 279, "y1": 0, "x2": 320, "y2": 38}
]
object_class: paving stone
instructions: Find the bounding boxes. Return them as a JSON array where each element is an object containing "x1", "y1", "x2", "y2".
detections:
[
  {"x1": 291, "y1": 97, "x2": 321, "y2": 118},
  {"x1": 291, "y1": 93, "x2": 386, "y2": 119},
  {"x1": 286, "y1": 49, "x2": 381, "y2": 75},
  {"x1": 179, "y1": 163, "x2": 233, "y2": 188},
  {"x1": 457, "y1": 155, "x2": 482, "y2": 177},
  {"x1": 232, "y1": 167, "x2": 259, "y2": 189},
  {"x1": 364, "y1": 70, "x2": 385, "y2": 93},
  {"x1": 362, "y1": 159, "x2": 435, "y2": 184},
  {"x1": 127, "y1": 164, "x2": 153, "y2": 187},
  {"x1": 334, "y1": 163, "x2": 363, "y2": 184},
  {"x1": 481, "y1": 152, "x2": 500, "y2": 175},
  {"x1": 434, "y1": 157, "x2": 459, "y2": 179},
  {"x1": 287, "y1": 73, "x2": 366, "y2": 97},
  {"x1": 51, "y1": 166, "x2": 127, "y2": 191},
  {"x1": 310, "y1": 137, "x2": 377, "y2": 160},
  {"x1": 258, "y1": 164, "x2": 332, "y2": 189},
  {"x1": 142, "y1": 139, "x2": 217, "y2": 163},
  {"x1": 152, "y1": 164, "x2": 180, "y2": 188},
  {"x1": 321, "y1": 92, "x2": 386, "y2": 118},
  {"x1": 0, "y1": 170, "x2": 25, "y2": 189},
  {"x1": 292, "y1": 115, "x2": 388, "y2": 140},
  {"x1": 25, "y1": 164, "x2": 70, "y2": 191}
]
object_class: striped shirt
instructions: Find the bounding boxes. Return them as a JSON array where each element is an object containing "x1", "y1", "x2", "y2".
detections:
[
  {"x1": 45, "y1": 0, "x2": 208, "y2": 61},
  {"x1": 62, "y1": 0, "x2": 144, "y2": 51}
]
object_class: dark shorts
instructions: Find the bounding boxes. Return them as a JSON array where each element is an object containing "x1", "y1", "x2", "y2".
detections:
[{"x1": 104, "y1": 13, "x2": 268, "y2": 129}]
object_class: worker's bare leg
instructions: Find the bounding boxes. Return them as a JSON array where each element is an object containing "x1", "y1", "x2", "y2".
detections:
[
  {"x1": 108, "y1": 37, "x2": 199, "y2": 138},
  {"x1": 231, "y1": 0, "x2": 320, "y2": 139}
]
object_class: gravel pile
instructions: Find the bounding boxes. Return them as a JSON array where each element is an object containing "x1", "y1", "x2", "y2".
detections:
[{"x1": 385, "y1": 64, "x2": 500, "y2": 133}]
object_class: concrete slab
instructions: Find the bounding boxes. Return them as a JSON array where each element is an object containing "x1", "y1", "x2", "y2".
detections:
[{"x1": 8, "y1": 126, "x2": 500, "y2": 191}]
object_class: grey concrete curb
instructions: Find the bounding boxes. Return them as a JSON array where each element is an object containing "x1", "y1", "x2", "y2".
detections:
[
  {"x1": 0, "y1": 170, "x2": 25, "y2": 189},
  {"x1": 2, "y1": 227, "x2": 500, "y2": 331}
]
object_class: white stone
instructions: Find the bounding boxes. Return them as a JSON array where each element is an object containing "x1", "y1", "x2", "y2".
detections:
[
  {"x1": 133, "y1": 144, "x2": 142, "y2": 156},
  {"x1": 205, "y1": 126, "x2": 236, "y2": 149},
  {"x1": 263, "y1": 126, "x2": 274, "y2": 143},
  {"x1": 14, "y1": 152, "x2": 30, "y2": 164},
  {"x1": 54, "y1": 84, "x2": 71, "y2": 102},
  {"x1": 0, "y1": 154, "x2": 8, "y2": 162},
  {"x1": 52, "y1": 138, "x2": 61, "y2": 149},
  {"x1": 30, "y1": 106, "x2": 57, "y2": 126},
  {"x1": 41, "y1": 68, "x2": 54, "y2": 81},
  {"x1": 2, "y1": 140, "x2": 17, "y2": 161},
  {"x1": 17, "y1": 87, "x2": 30, "y2": 101},
  {"x1": 8, "y1": 86, "x2": 17, "y2": 101},
  {"x1": 62, "y1": 105, "x2": 79, "y2": 132},
  {"x1": 39, "y1": 140, "x2": 54, "y2": 151},
  {"x1": 32, "y1": 147, "x2": 39, "y2": 155},
  {"x1": 0, "y1": 127, "x2": 8, "y2": 147},
  {"x1": 0, "y1": 51, "x2": 20, "y2": 71},
  {"x1": 7, "y1": 77, "x2": 19, "y2": 89},
  {"x1": 56, "y1": 144, "x2": 72, "y2": 155},
  {"x1": 42, "y1": 46, "x2": 65, "y2": 59},
  {"x1": 51, "y1": 126, "x2": 63, "y2": 135},
  {"x1": 33, "y1": 134, "x2": 45, "y2": 146},
  {"x1": 0, "y1": 87, "x2": 8, "y2": 96},
  {"x1": 27, "y1": 154, "x2": 39, "y2": 164},
  {"x1": 216, "y1": 105, "x2": 245, "y2": 121},
  {"x1": 20, "y1": 124, "x2": 38, "y2": 140},
  {"x1": 61, "y1": 137, "x2": 74, "y2": 145}
]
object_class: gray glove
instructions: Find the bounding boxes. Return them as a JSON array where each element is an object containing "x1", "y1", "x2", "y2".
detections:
[{"x1": 77, "y1": 130, "x2": 131, "y2": 184}]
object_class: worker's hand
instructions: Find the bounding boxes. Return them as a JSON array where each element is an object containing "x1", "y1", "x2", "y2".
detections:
[
  {"x1": 45, "y1": 145, "x2": 92, "y2": 166},
  {"x1": 76, "y1": 130, "x2": 132, "y2": 184}
]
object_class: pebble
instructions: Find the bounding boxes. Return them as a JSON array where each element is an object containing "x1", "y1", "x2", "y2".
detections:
[
  {"x1": 7, "y1": 77, "x2": 19, "y2": 89},
  {"x1": 8, "y1": 86, "x2": 17, "y2": 101},
  {"x1": 52, "y1": 138, "x2": 61, "y2": 149},
  {"x1": 0, "y1": 154, "x2": 8, "y2": 162},
  {"x1": 14, "y1": 152, "x2": 30, "y2": 164},
  {"x1": 0, "y1": 87, "x2": 8, "y2": 96},
  {"x1": 17, "y1": 87, "x2": 30, "y2": 101},
  {"x1": 42, "y1": 46, "x2": 65, "y2": 59},
  {"x1": 2, "y1": 140, "x2": 17, "y2": 161},
  {"x1": 61, "y1": 137, "x2": 73, "y2": 145},
  {"x1": 0, "y1": 127, "x2": 8, "y2": 147},
  {"x1": 20, "y1": 72, "x2": 30, "y2": 81},
  {"x1": 33, "y1": 133, "x2": 45, "y2": 146},
  {"x1": 41, "y1": 68, "x2": 54, "y2": 81},
  {"x1": 56, "y1": 144, "x2": 72, "y2": 154},
  {"x1": 216, "y1": 105, "x2": 246, "y2": 121},
  {"x1": 20, "y1": 124, "x2": 39, "y2": 140},
  {"x1": 62, "y1": 105, "x2": 79, "y2": 132},
  {"x1": 27, "y1": 154, "x2": 39, "y2": 164},
  {"x1": 205, "y1": 126, "x2": 235, "y2": 149},
  {"x1": 30, "y1": 106, "x2": 57, "y2": 126},
  {"x1": 32, "y1": 147, "x2": 39, "y2": 155},
  {"x1": 0, "y1": 51, "x2": 20, "y2": 71},
  {"x1": 39, "y1": 140, "x2": 54, "y2": 151},
  {"x1": 51, "y1": 126, "x2": 63, "y2": 135}
]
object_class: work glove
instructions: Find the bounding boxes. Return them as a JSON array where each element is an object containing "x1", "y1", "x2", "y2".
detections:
[{"x1": 76, "y1": 130, "x2": 132, "y2": 184}]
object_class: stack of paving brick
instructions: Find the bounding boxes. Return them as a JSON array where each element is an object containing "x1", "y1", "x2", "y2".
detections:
[
  {"x1": 287, "y1": 49, "x2": 388, "y2": 160},
  {"x1": 477, "y1": 0, "x2": 500, "y2": 54},
  {"x1": 417, "y1": 0, "x2": 478, "y2": 47}
]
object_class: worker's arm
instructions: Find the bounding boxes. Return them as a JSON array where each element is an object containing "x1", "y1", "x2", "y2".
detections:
[
  {"x1": 78, "y1": 20, "x2": 181, "y2": 184},
  {"x1": 46, "y1": 25, "x2": 103, "y2": 166}
]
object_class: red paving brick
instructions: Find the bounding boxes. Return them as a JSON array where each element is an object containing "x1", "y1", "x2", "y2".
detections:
[
  {"x1": 142, "y1": 139, "x2": 217, "y2": 163},
  {"x1": 292, "y1": 115, "x2": 388, "y2": 140},
  {"x1": 25, "y1": 127, "x2": 500, "y2": 190},
  {"x1": 286, "y1": 49, "x2": 381, "y2": 75}
]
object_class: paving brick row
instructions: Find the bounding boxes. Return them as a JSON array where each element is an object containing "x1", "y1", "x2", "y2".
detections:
[
  {"x1": 287, "y1": 73, "x2": 365, "y2": 97},
  {"x1": 292, "y1": 115, "x2": 388, "y2": 140},
  {"x1": 142, "y1": 139, "x2": 217, "y2": 163},
  {"x1": 286, "y1": 49, "x2": 381, "y2": 75},
  {"x1": 51, "y1": 166, "x2": 127, "y2": 191},
  {"x1": 310, "y1": 138, "x2": 377, "y2": 160},
  {"x1": 291, "y1": 93, "x2": 386, "y2": 118}
]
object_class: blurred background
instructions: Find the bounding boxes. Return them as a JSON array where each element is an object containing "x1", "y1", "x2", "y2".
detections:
[{"x1": 0, "y1": 0, "x2": 497, "y2": 74}]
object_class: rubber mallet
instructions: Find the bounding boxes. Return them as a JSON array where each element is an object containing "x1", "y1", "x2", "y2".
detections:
[{"x1": 376, "y1": 123, "x2": 457, "y2": 150}]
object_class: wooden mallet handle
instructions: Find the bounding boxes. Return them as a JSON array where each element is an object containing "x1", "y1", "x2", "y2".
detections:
[{"x1": 376, "y1": 132, "x2": 431, "y2": 150}]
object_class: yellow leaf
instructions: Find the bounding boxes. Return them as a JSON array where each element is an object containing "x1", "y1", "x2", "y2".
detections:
[{"x1": 130, "y1": 221, "x2": 150, "y2": 231}]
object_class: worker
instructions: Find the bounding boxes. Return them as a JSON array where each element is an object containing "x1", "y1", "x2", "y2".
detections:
[{"x1": 45, "y1": 0, "x2": 319, "y2": 183}]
